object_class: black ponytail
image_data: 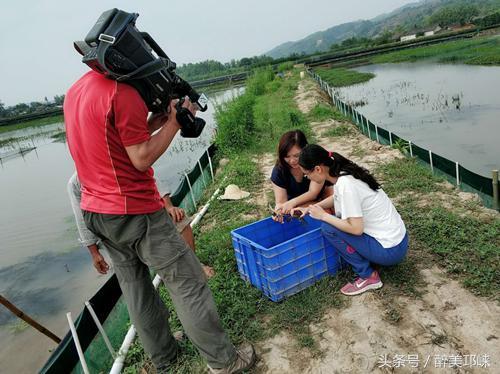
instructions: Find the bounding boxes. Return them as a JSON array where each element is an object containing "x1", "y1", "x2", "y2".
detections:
[{"x1": 299, "y1": 144, "x2": 381, "y2": 191}]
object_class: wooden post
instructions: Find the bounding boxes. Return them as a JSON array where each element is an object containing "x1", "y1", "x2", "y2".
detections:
[
  {"x1": 492, "y1": 170, "x2": 499, "y2": 211},
  {"x1": 0, "y1": 295, "x2": 61, "y2": 343}
]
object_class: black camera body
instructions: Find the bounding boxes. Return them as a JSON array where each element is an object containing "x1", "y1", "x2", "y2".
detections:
[{"x1": 74, "y1": 8, "x2": 207, "y2": 138}]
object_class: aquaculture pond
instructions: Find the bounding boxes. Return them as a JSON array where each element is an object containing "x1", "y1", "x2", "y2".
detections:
[{"x1": 334, "y1": 63, "x2": 500, "y2": 177}]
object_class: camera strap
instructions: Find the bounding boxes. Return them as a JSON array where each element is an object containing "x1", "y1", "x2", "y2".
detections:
[
  {"x1": 94, "y1": 11, "x2": 137, "y2": 79},
  {"x1": 116, "y1": 58, "x2": 174, "y2": 82}
]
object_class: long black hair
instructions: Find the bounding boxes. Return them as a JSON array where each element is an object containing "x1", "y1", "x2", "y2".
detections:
[{"x1": 299, "y1": 144, "x2": 381, "y2": 191}]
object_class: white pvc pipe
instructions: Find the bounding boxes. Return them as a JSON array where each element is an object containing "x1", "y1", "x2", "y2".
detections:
[
  {"x1": 190, "y1": 186, "x2": 222, "y2": 227},
  {"x1": 429, "y1": 150, "x2": 434, "y2": 173},
  {"x1": 109, "y1": 326, "x2": 136, "y2": 374},
  {"x1": 207, "y1": 150, "x2": 214, "y2": 181},
  {"x1": 67, "y1": 312, "x2": 90, "y2": 374},
  {"x1": 109, "y1": 181, "x2": 223, "y2": 374},
  {"x1": 85, "y1": 301, "x2": 115, "y2": 357},
  {"x1": 198, "y1": 161, "x2": 207, "y2": 188},
  {"x1": 184, "y1": 172, "x2": 197, "y2": 210}
]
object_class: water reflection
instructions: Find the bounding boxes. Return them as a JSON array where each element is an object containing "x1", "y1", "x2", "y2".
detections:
[{"x1": 334, "y1": 63, "x2": 500, "y2": 176}]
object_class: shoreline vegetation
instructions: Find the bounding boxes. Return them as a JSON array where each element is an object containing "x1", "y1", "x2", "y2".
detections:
[
  {"x1": 122, "y1": 67, "x2": 499, "y2": 373},
  {"x1": 0, "y1": 114, "x2": 63, "y2": 135}
]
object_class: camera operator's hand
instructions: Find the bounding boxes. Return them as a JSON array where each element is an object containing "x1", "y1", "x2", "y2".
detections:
[{"x1": 166, "y1": 97, "x2": 197, "y2": 130}]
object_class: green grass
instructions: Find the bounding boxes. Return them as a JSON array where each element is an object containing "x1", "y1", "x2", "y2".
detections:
[
  {"x1": 314, "y1": 67, "x2": 375, "y2": 87},
  {"x1": 324, "y1": 124, "x2": 355, "y2": 137},
  {"x1": 376, "y1": 158, "x2": 500, "y2": 300},
  {"x1": 252, "y1": 72, "x2": 314, "y2": 151},
  {"x1": 371, "y1": 35, "x2": 500, "y2": 66},
  {"x1": 308, "y1": 103, "x2": 347, "y2": 123},
  {"x1": 0, "y1": 114, "x2": 64, "y2": 134}
]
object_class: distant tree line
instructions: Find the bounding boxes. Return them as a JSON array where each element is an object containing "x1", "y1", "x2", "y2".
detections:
[
  {"x1": 176, "y1": 54, "x2": 302, "y2": 82},
  {"x1": 0, "y1": 95, "x2": 64, "y2": 119},
  {"x1": 3, "y1": 53, "x2": 302, "y2": 114}
]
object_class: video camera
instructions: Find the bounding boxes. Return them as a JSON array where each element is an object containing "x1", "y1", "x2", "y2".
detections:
[{"x1": 73, "y1": 8, "x2": 208, "y2": 138}]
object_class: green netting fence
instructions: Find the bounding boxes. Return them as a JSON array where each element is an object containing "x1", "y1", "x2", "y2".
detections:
[
  {"x1": 308, "y1": 68, "x2": 499, "y2": 210},
  {"x1": 40, "y1": 145, "x2": 217, "y2": 374}
]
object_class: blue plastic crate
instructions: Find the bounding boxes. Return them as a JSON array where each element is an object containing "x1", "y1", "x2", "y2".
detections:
[{"x1": 231, "y1": 216, "x2": 341, "y2": 302}]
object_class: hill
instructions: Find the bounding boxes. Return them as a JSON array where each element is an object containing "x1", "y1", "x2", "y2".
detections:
[{"x1": 265, "y1": 0, "x2": 500, "y2": 58}]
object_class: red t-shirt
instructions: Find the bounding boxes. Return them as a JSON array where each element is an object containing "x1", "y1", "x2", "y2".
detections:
[{"x1": 64, "y1": 71, "x2": 164, "y2": 214}]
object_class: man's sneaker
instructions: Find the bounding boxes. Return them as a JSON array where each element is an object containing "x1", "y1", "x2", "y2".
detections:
[
  {"x1": 340, "y1": 271, "x2": 383, "y2": 296},
  {"x1": 207, "y1": 342, "x2": 256, "y2": 374}
]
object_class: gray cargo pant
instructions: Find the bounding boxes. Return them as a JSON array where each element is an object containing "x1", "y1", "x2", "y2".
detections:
[{"x1": 83, "y1": 209, "x2": 236, "y2": 369}]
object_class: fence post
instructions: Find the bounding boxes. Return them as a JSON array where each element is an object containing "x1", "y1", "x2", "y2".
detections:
[
  {"x1": 184, "y1": 172, "x2": 197, "y2": 210},
  {"x1": 85, "y1": 301, "x2": 116, "y2": 358},
  {"x1": 389, "y1": 131, "x2": 393, "y2": 146},
  {"x1": 455, "y1": 162, "x2": 460, "y2": 186},
  {"x1": 375, "y1": 125, "x2": 380, "y2": 143},
  {"x1": 207, "y1": 149, "x2": 214, "y2": 181},
  {"x1": 198, "y1": 160, "x2": 207, "y2": 188},
  {"x1": 409, "y1": 141, "x2": 413, "y2": 157},
  {"x1": 429, "y1": 150, "x2": 434, "y2": 174},
  {"x1": 492, "y1": 170, "x2": 499, "y2": 211},
  {"x1": 67, "y1": 312, "x2": 90, "y2": 374}
]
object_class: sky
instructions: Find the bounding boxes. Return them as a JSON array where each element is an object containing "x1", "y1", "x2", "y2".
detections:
[{"x1": 0, "y1": 0, "x2": 416, "y2": 106}]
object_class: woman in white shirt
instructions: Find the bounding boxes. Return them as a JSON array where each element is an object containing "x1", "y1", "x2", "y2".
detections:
[{"x1": 293, "y1": 144, "x2": 408, "y2": 296}]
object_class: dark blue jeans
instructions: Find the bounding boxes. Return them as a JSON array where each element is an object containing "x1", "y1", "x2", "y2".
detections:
[{"x1": 321, "y1": 223, "x2": 409, "y2": 278}]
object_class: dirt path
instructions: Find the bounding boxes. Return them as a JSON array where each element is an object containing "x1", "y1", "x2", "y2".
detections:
[{"x1": 252, "y1": 77, "x2": 500, "y2": 373}]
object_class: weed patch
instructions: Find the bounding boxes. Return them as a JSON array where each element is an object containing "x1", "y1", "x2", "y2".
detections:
[
  {"x1": 307, "y1": 103, "x2": 346, "y2": 123},
  {"x1": 377, "y1": 158, "x2": 500, "y2": 300},
  {"x1": 371, "y1": 36, "x2": 500, "y2": 66},
  {"x1": 0, "y1": 114, "x2": 64, "y2": 134},
  {"x1": 324, "y1": 124, "x2": 354, "y2": 137},
  {"x1": 315, "y1": 67, "x2": 375, "y2": 87}
]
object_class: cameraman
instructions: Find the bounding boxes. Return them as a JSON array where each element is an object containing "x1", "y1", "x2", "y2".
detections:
[{"x1": 64, "y1": 70, "x2": 255, "y2": 373}]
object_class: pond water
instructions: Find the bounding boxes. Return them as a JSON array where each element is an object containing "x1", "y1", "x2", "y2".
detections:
[
  {"x1": 334, "y1": 63, "x2": 500, "y2": 177},
  {"x1": 0, "y1": 85, "x2": 243, "y2": 372}
]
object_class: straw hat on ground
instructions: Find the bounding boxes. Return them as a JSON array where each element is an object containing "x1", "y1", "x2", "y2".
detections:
[{"x1": 218, "y1": 184, "x2": 250, "y2": 200}]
